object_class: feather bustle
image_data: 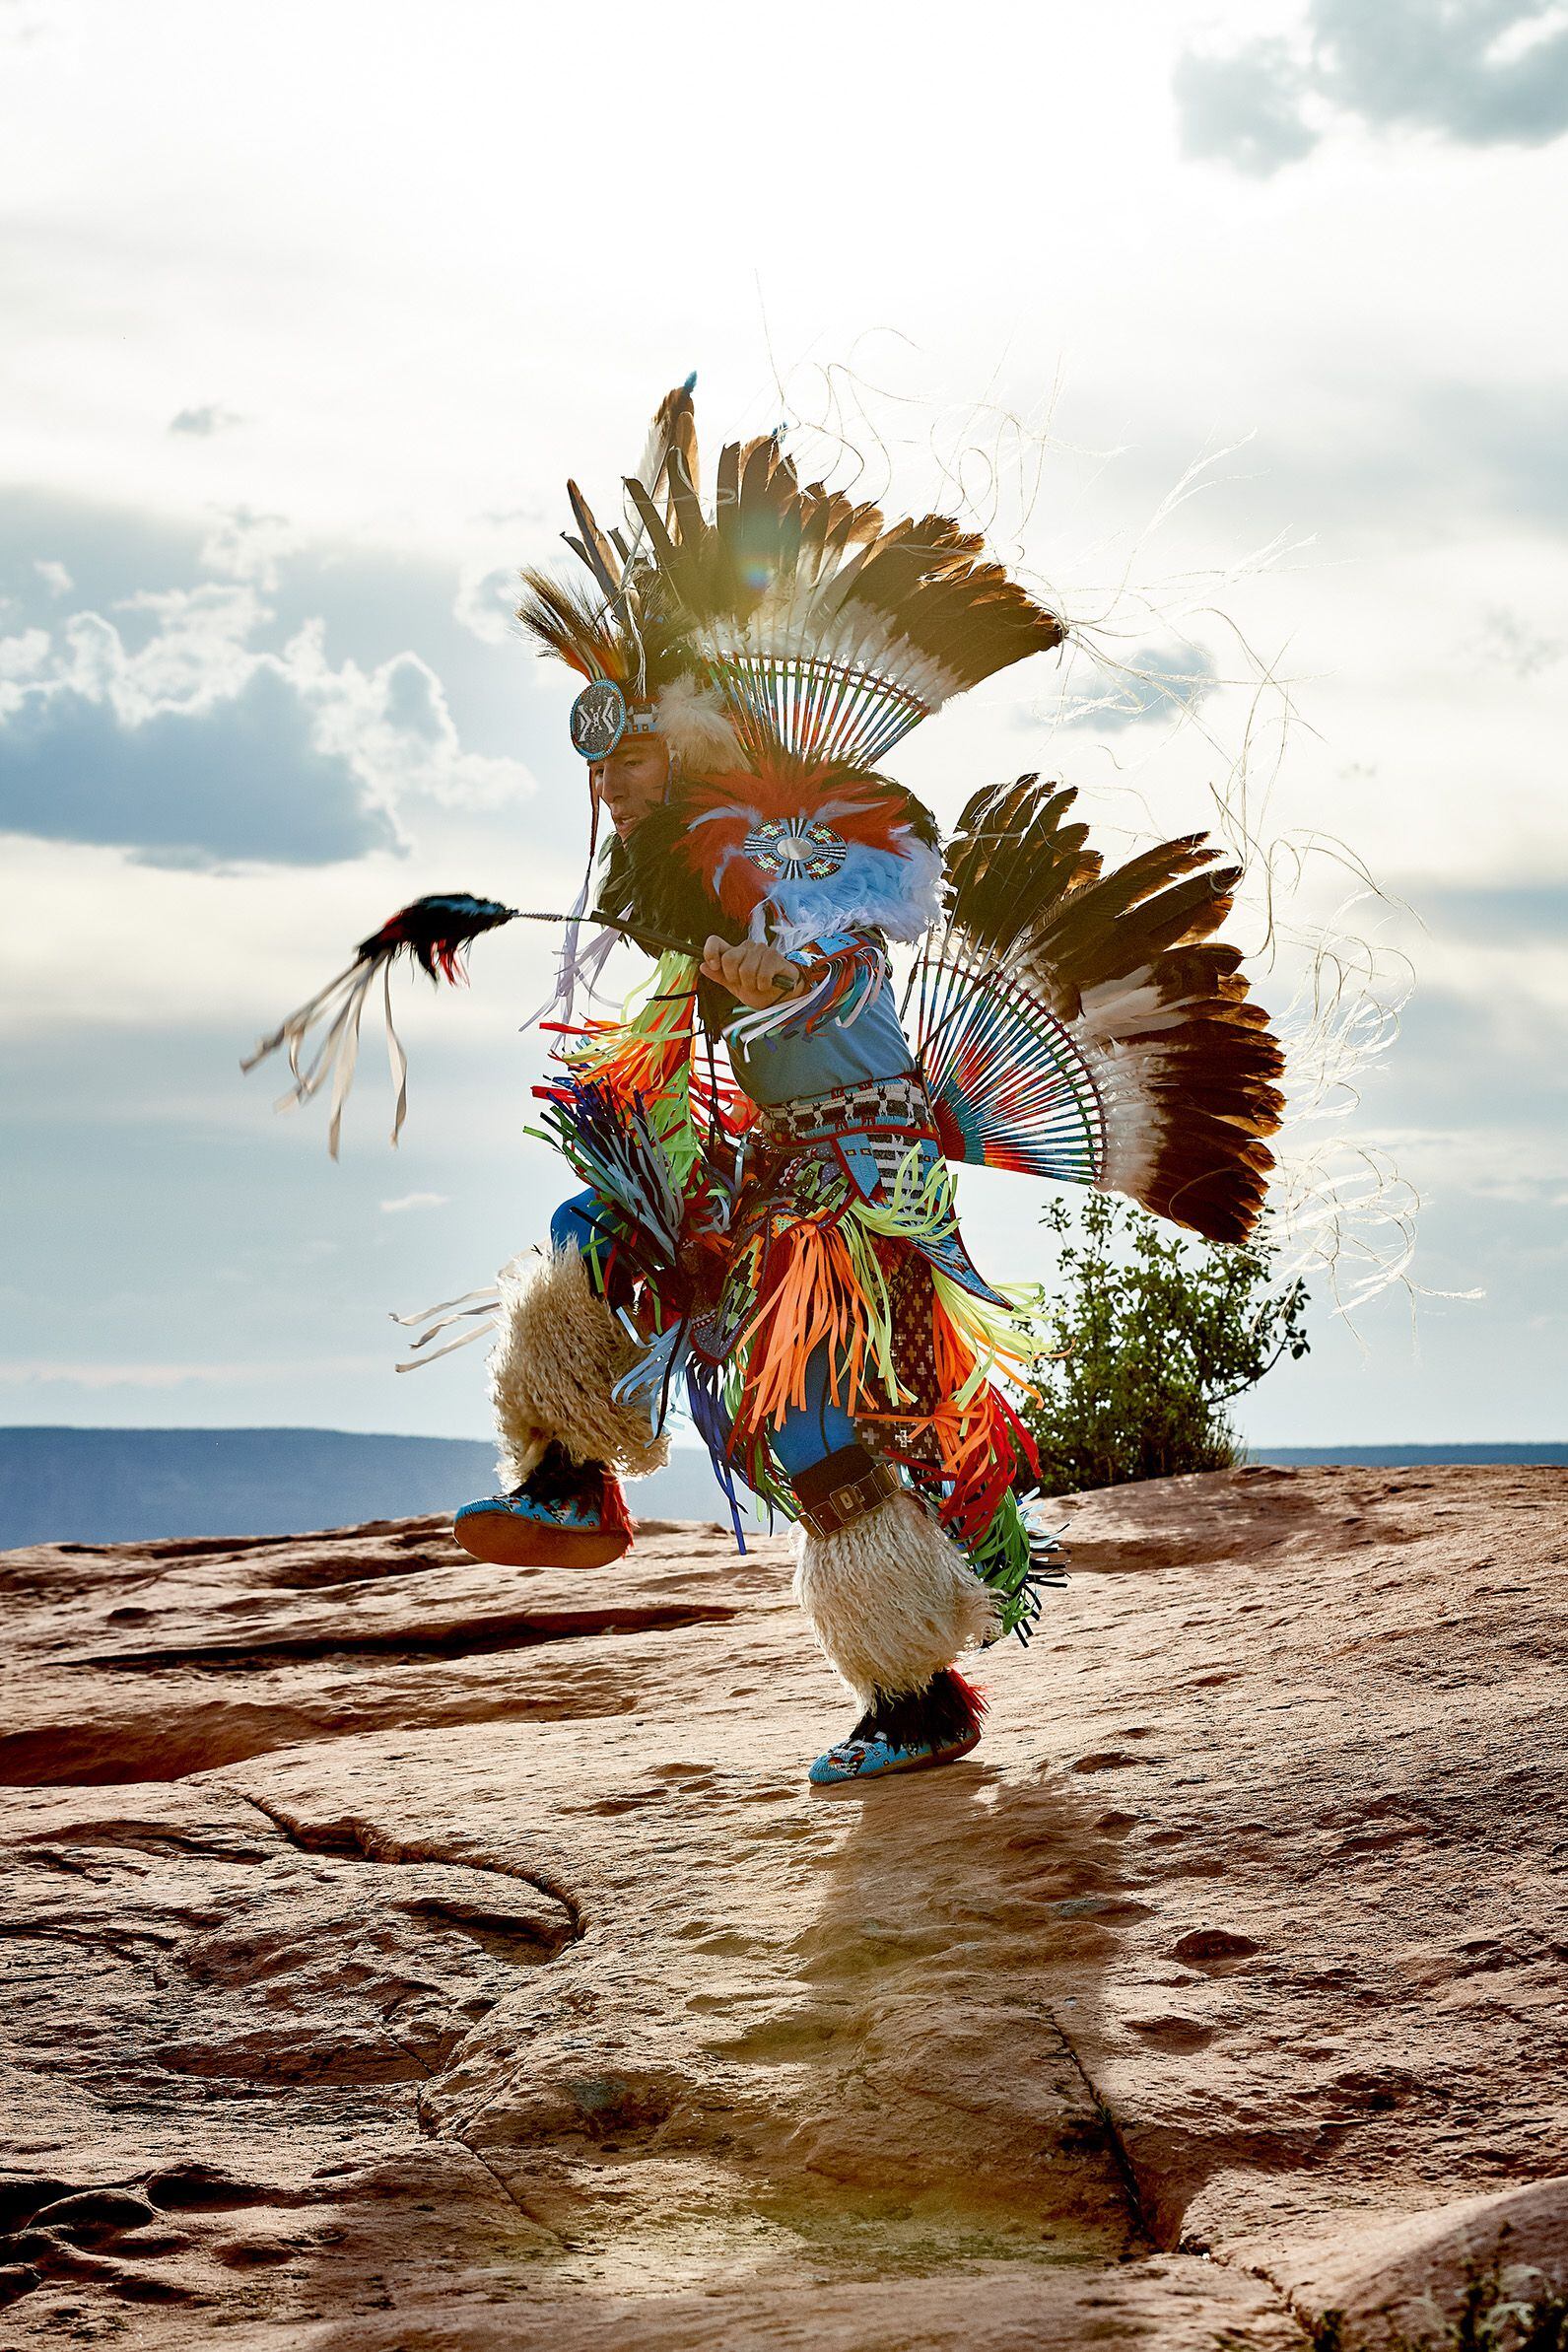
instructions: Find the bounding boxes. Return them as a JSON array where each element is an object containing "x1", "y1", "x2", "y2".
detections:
[{"x1": 932, "y1": 776, "x2": 1285, "y2": 1245}]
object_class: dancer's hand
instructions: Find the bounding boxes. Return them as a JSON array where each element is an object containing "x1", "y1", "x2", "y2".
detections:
[{"x1": 701, "y1": 935, "x2": 805, "y2": 1009}]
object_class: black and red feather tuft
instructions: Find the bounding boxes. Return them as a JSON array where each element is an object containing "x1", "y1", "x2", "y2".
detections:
[{"x1": 355, "y1": 894, "x2": 514, "y2": 985}]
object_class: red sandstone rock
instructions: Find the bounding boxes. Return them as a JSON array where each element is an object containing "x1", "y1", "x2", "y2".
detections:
[{"x1": 0, "y1": 1465, "x2": 1563, "y2": 2347}]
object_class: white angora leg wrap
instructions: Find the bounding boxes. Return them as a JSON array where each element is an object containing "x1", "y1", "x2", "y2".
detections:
[
  {"x1": 488, "y1": 1249, "x2": 671, "y2": 1487},
  {"x1": 792, "y1": 1494, "x2": 999, "y2": 1705}
]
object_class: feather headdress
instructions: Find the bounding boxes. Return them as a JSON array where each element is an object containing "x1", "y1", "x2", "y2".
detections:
[{"x1": 517, "y1": 380, "x2": 1065, "y2": 783}]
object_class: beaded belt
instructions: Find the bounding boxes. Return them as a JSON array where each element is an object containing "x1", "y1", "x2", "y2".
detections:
[{"x1": 756, "y1": 1071, "x2": 935, "y2": 1150}]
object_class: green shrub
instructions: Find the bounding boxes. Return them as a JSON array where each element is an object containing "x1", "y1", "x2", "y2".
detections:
[{"x1": 1021, "y1": 1192, "x2": 1310, "y2": 1494}]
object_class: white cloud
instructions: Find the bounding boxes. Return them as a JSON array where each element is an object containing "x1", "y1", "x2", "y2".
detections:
[
  {"x1": 1477, "y1": 606, "x2": 1564, "y2": 679},
  {"x1": 1177, "y1": 0, "x2": 1568, "y2": 175},
  {"x1": 380, "y1": 1191, "x2": 449, "y2": 1213},
  {"x1": 34, "y1": 556, "x2": 71, "y2": 596},
  {"x1": 169, "y1": 403, "x2": 242, "y2": 438},
  {"x1": 1057, "y1": 638, "x2": 1221, "y2": 731},
  {"x1": 0, "y1": 626, "x2": 50, "y2": 679},
  {"x1": 196, "y1": 506, "x2": 303, "y2": 591},
  {"x1": 0, "y1": 566, "x2": 534, "y2": 862},
  {"x1": 1415, "y1": 936, "x2": 1568, "y2": 1032},
  {"x1": 453, "y1": 559, "x2": 520, "y2": 648},
  {"x1": 287, "y1": 626, "x2": 535, "y2": 813},
  {"x1": 1374, "y1": 1126, "x2": 1568, "y2": 1203},
  {"x1": 99, "y1": 581, "x2": 264, "y2": 712},
  {"x1": 1174, "y1": 36, "x2": 1322, "y2": 175}
]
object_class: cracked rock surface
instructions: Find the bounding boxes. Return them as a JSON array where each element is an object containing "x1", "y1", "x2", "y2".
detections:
[{"x1": 0, "y1": 1466, "x2": 1564, "y2": 2348}]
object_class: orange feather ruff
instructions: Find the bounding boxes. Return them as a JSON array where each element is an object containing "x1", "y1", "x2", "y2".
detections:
[{"x1": 671, "y1": 767, "x2": 928, "y2": 929}]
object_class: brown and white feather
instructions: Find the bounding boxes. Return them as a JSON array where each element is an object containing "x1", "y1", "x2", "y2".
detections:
[{"x1": 940, "y1": 776, "x2": 1285, "y2": 1245}]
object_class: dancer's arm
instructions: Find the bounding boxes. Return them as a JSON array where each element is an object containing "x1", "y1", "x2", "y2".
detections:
[
  {"x1": 708, "y1": 931, "x2": 890, "y2": 1043},
  {"x1": 700, "y1": 934, "x2": 806, "y2": 1008}
]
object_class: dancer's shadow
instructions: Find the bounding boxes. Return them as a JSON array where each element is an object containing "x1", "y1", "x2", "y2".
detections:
[
  {"x1": 285, "y1": 1747, "x2": 1147, "y2": 2341},
  {"x1": 729, "y1": 1745, "x2": 1148, "y2": 2267}
]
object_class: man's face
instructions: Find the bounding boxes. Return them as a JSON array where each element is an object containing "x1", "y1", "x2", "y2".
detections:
[{"x1": 591, "y1": 734, "x2": 670, "y2": 838}]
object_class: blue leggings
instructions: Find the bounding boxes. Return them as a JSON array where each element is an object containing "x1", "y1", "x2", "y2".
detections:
[
  {"x1": 550, "y1": 1190, "x2": 624, "y2": 1288},
  {"x1": 551, "y1": 1189, "x2": 855, "y2": 1480}
]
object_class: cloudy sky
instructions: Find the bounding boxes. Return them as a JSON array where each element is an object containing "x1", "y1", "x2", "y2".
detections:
[{"x1": 4, "y1": 0, "x2": 1566, "y2": 1453}]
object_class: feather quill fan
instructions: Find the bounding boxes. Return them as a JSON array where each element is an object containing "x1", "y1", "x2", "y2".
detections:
[
  {"x1": 515, "y1": 381, "x2": 1063, "y2": 780},
  {"x1": 917, "y1": 777, "x2": 1286, "y2": 1245},
  {"x1": 621, "y1": 437, "x2": 1065, "y2": 776}
]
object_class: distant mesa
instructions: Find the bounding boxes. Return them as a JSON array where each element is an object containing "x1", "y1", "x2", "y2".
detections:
[
  {"x1": 1, "y1": 1428, "x2": 1564, "y2": 1553},
  {"x1": 0, "y1": 1426, "x2": 726, "y2": 1550}
]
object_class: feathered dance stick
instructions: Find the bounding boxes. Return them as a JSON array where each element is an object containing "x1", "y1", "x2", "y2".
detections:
[
  {"x1": 241, "y1": 894, "x2": 706, "y2": 1158},
  {"x1": 241, "y1": 891, "x2": 796, "y2": 1157}
]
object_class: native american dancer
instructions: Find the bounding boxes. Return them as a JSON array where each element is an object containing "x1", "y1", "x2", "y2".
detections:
[{"x1": 247, "y1": 380, "x2": 1284, "y2": 1787}]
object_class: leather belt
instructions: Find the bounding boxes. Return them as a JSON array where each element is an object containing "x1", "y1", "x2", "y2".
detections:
[{"x1": 790, "y1": 1441, "x2": 903, "y2": 1539}]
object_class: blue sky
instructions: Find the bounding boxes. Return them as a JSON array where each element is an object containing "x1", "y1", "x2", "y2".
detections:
[{"x1": 3, "y1": 0, "x2": 1567, "y2": 1447}]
